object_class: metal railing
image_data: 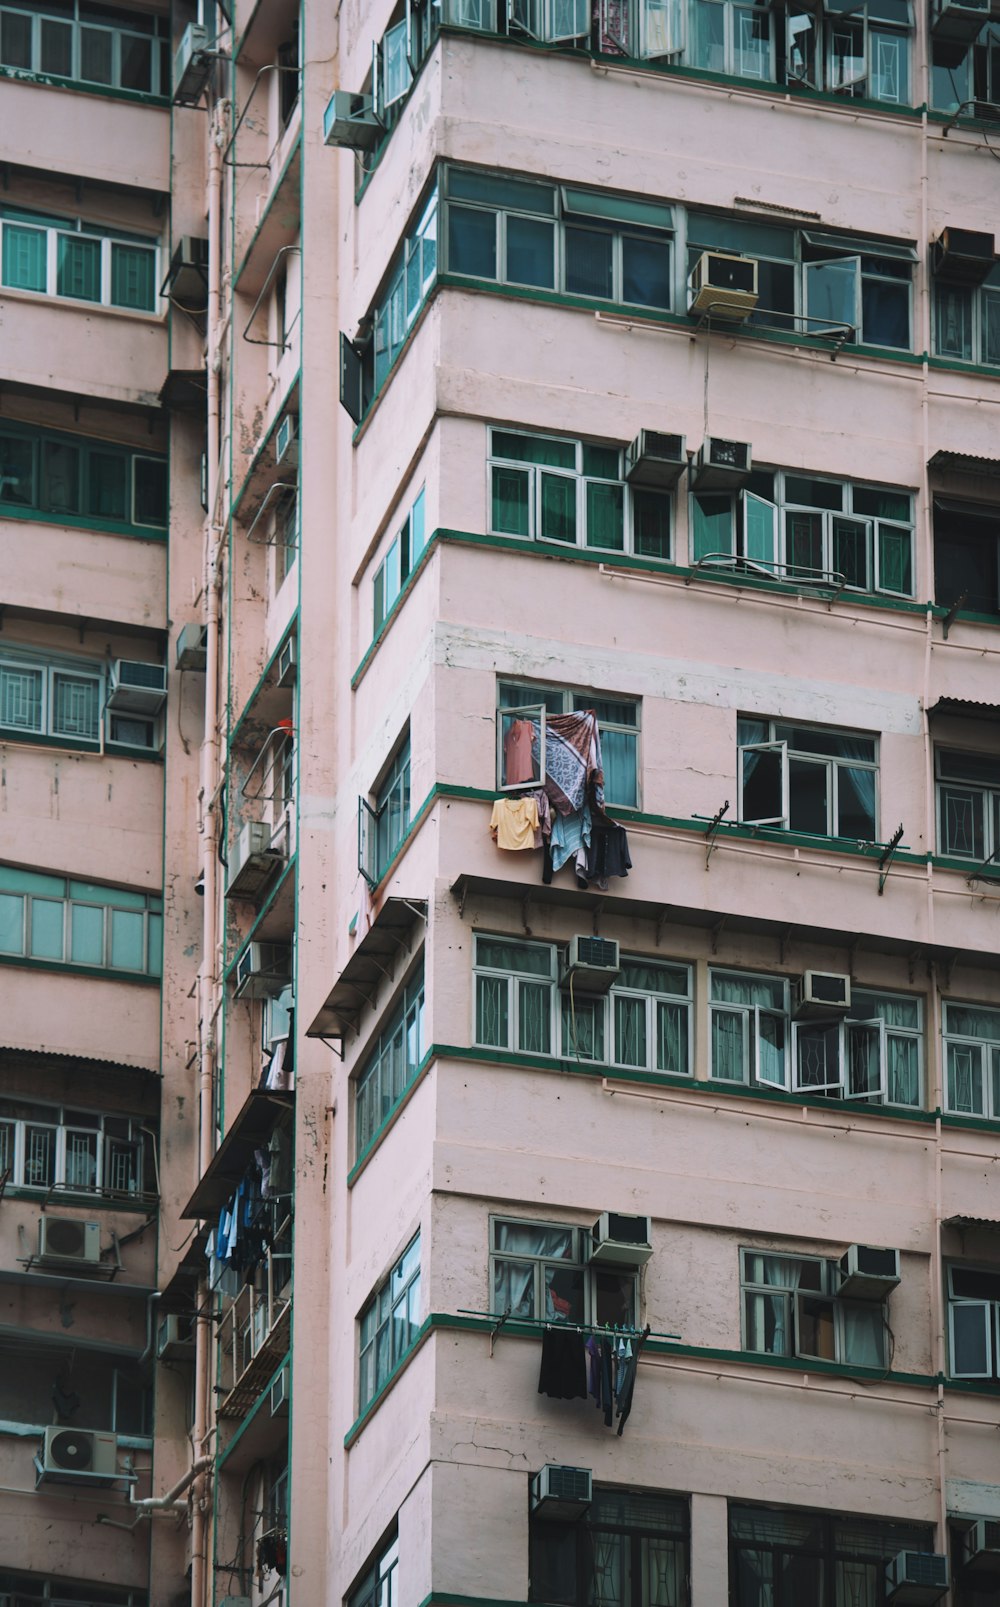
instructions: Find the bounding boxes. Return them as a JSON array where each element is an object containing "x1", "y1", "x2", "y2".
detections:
[{"x1": 216, "y1": 1204, "x2": 292, "y2": 1416}]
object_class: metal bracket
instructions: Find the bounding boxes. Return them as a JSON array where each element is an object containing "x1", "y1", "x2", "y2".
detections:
[
  {"x1": 849, "y1": 935, "x2": 863, "y2": 978},
  {"x1": 521, "y1": 894, "x2": 532, "y2": 936},
  {"x1": 877, "y1": 824, "x2": 905, "y2": 896},
  {"x1": 710, "y1": 916, "x2": 727, "y2": 956},
  {"x1": 778, "y1": 925, "x2": 793, "y2": 966},
  {"x1": 966, "y1": 846, "x2": 1000, "y2": 889},
  {"x1": 489, "y1": 1305, "x2": 512, "y2": 1358},
  {"x1": 942, "y1": 593, "x2": 968, "y2": 641},
  {"x1": 655, "y1": 906, "x2": 671, "y2": 947},
  {"x1": 704, "y1": 800, "x2": 730, "y2": 869},
  {"x1": 318, "y1": 1036, "x2": 344, "y2": 1061},
  {"x1": 591, "y1": 898, "x2": 606, "y2": 937}
]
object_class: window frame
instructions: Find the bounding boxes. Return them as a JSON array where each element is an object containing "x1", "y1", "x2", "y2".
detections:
[
  {"x1": 0, "y1": 1096, "x2": 150, "y2": 1197},
  {"x1": 357, "y1": 1235, "x2": 421, "y2": 1411},
  {"x1": 529, "y1": 1484, "x2": 691, "y2": 1607},
  {"x1": 0, "y1": 420, "x2": 168, "y2": 535},
  {"x1": 347, "y1": 1531, "x2": 399, "y2": 1607},
  {"x1": 0, "y1": 210, "x2": 160, "y2": 313},
  {"x1": 0, "y1": 1, "x2": 169, "y2": 95},
  {"x1": 354, "y1": 961, "x2": 426, "y2": 1158},
  {"x1": 942, "y1": 1001, "x2": 1000, "y2": 1119},
  {"x1": 372, "y1": 486, "x2": 427, "y2": 633},
  {"x1": 0, "y1": 865, "x2": 163, "y2": 976},
  {"x1": 489, "y1": 1215, "x2": 640, "y2": 1328},
  {"x1": 737, "y1": 715, "x2": 880, "y2": 841},
  {"x1": 740, "y1": 1248, "x2": 889, "y2": 1368},
  {"x1": 935, "y1": 747, "x2": 1000, "y2": 863},
  {"x1": 934, "y1": 272, "x2": 1000, "y2": 369},
  {"x1": 359, "y1": 733, "x2": 412, "y2": 889},
  {"x1": 496, "y1": 677, "x2": 642, "y2": 808},
  {"x1": 947, "y1": 1263, "x2": 1000, "y2": 1382},
  {"x1": 729, "y1": 1502, "x2": 935, "y2": 1607}
]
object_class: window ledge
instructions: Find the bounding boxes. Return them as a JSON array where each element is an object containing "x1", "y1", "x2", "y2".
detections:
[
  {"x1": 0, "y1": 283, "x2": 164, "y2": 323},
  {"x1": 344, "y1": 1319, "x2": 432, "y2": 1449},
  {"x1": 0, "y1": 953, "x2": 160, "y2": 985},
  {"x1": 0, "y1": 63, "x2": 169, "y2": 107},
  {"x1": 0, "y1": 500, "x2": 166, "y2": 542},
  {"x1": 0, "y1": 729, "x2": 162, "y2": 761},
  {"x1": 3, "y1": 1186, "x2": 155, "y2": 1212}
]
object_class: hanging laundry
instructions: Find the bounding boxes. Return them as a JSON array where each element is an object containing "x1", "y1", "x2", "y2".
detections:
[
  {"x1": 580, "y1": 819, "x2": 632, "y2": 889},
  {"x1": 544, "y1": 711, "x2": 604, "y2": 817},
  {"x1": 615, "y1": 1345, "x2": 639, "y2": 1436},
  {"x1": 503, "y1": 717, "x2": 538, "y2": 785},
  {"x1": 550, "y1": 803, "x2": 591, "y2": 873},
  {"x1": 490, "y1": 794, "x2": 540, "y2": 851},
  {"x1": 532, "y1": 788, "x2": 552, "y2": 847},
  {"x1": 537, "y1": 1326, "x2": 588, "y2": 1401},
  {"x1": 585, "y1": 1335, "x2": 603, "y2": 1406}
]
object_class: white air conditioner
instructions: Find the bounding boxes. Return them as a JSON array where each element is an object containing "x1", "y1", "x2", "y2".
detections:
[
  {"x1": 270, "y1": 1364, "x2": 290, "y2": 1417},
  {"x1": 625, "y1": 429, "x2": 687, "y2": 489},
  {"x1": 277, "y1": 637, "x2": 297, "y2": 688},
  {"x1": 530, "y1": 1464, "x2": 593, "y2": 1520},
  {"x1": 276, "y1": 415, "x2": 299, "y2": 468},
  {"x1": 157, "y1": 1313, "x2": 196, "y2": 1361},
  {"x1": 323, "y1": 89, "x2": 382, "y2": 151},
  {"x1": 107, "y1": 660, "x2": 168, "y2": 715},
  {"x1": 38, "y1": 1425, "x2": 118, "y2": 1486},
  {"x1": 176, "y1": 622, "x2": 208, "y2": 672},
  {"x1": 963, "y1": 1518, "x2": 1000, "y2": 1575},
  {"x1": 690, "y1": 437, "x2": 752, "y2": 491},
  {"x1": 560, "y1": 935, "x2": 621, "y2": 994},
  {"x1": 225, "y1": 820, "x2": 285, "y2": 901},
  {"x1": 930, "y1": 0, "x2": 989, "y2": 44},
  {"x1": 794, "y1": 970, "x2": 852, "y2": 1018},
  {"x1": 689, "y1": 251, "x2": 759, "y2": 320},
  {"x1": 838, "y1": 1244, "x2": 901, "y2": 1300},
  {"x1": 235, "y1": 941, "x2": 292, "y2": 1000},
  {"x1": 885, "y1": 1550, "x2": 949, "y2": 1605},
  {"x1": 37, "y1": 1217, "x2": 101, "y2": 1267},
  {"x1": 173, "y1": 22, "x2": 212, "y2": 106},
  {"x1": 591, "y1": 1211, "x2": 653, "y2": 1266}
]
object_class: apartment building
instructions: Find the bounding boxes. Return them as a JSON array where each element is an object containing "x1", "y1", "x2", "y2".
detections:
[{"x1": 5, "y1": 0, "x2": 1000, "y2": 1602}]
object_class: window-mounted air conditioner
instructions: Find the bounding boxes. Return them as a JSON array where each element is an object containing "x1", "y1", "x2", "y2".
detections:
[
  {"x1": 560, "y1": 935, "x2": 620, "y2": 994},
  {"x1": 235, "y1": 941, "x2": 292, "y2": 1000},
  {"x1": 591, "y1": 1211, "x2": 653, "y2": 1266},
  {"x1": 37, "y1": 1425, "x2": 118, "y2": 1486},
  {"x1": 530, "y1": 1465, "x2": 593, "y2": 1521},
  {"x1": 625, "y1": 430, "x2": 687, "y2": 490},
  {"x1": 107, "y1": 660, "x2": 168, "y2": 716},
  {"x1": 963, "y1": 1518, "x2": 1000, "y2": 1575},
  {"x1": 688, "y1": 251, "x2": 759, "y2": 320},
  {"x1": 225, "y1": 820, "x2": 286, "y2": 901},
  {"x1": 931, "y1": 226, "x2": 996, "y2": 286},
  {"x1": 270, "y1": 1364, "x2": 290, "y2": 1417},
  {"x1": 323, "y1": 90, "x2": 382, "y2": 151},
  {"x1": 157, "y1": 1313, "x2": 196, "y2": 1361},
  {"x1": 37, "y1": 1217, "x2": 101, "y2": 1267},
  {"x1": 793, "y1": 970, "x2": 851, "y2": 1019},
  {"x1": 176, "y1": 622, "x2": 208, "y2": 672},
  {"x1": 276, "y1": 415, "x2": 299, "y2": 468},
  {"x1": 690, "y1": 437, "x2": 752, "y2": 492},
  {"x1": 277, "y1": 637, "x2": 297, "y2": 688},
  {"x1": 173, "y1": 22, "x2": 212, "y2": 106},
  {"x1": 838, "y1": 1244, "x2": 901, "y2": 1300},
  {"x1": 885, "y1": 1551, "x2": 949, "y2": 1606},
  {"x1": 930, "y1": 0, "x2": 989, "y2": 45}
]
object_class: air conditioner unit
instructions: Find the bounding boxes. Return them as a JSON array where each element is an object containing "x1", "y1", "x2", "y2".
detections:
[
  {"x1": 838, "y1": 1244, "x2": 901, "y2": 1300},
  {"x1": 225, "y1": 820, "x2": 285, "y2": 901},
  {"x1": 37, "y1": 1217, "x2": 101, "y2": 1267},
  {"x1": 794, "y1": 970, "x2": 852, "y2": 1018},
  {"x1": 323, "y1": 89, "x2": 382, "y2": 151},
  {"x1": 235, "y1": 941, "x2": 292, "y2": 1000},
  {"x1": 270, "y1": 1364, "x2": 290, "y2": 1417},
  {"x1": 625, "y1": 430, "x2": 687, "y2": 489},
  {"x1": 591, "y1": 1211, "x2": 653, "y2": 1266},
  {"x1": 276, "y1": 637, "x2": 297, "y2": 688},
  {"x1": 276, "y1": 415, "x2": 299, "y2": 468},
  {"x1": 560, "y1": 935, "x2": 621, "y2": 994},
  {"x1": 689, "y1": 251, "x2": 759, "y2": 320},
  {"x1": 930, "y1": 0, "x2": 989, "y2": 44},
  {"x1": 107, "y1": 660, "x2": 168, "y2": 715},
  {"x1": 530, "y1": 1465, "x2": 593, "y2": 1521},
  {"x1": 157, "y1": 1313, "x2": 196, "y2": 1361},
  {"x1": 690, "y1": 437, "x2": 752, "y2": 491},
  {"x1": 931, "y1": 226, "x2": 996, "y2": 286},
  {"x1": 963, "y1": 1518, "x2": 1000, "y2": 1575},
  {"x1": 885, "y1": 1551, "x2": 948, "y2": 1606},
  {"x1": 38, "y1": 1425, "x2": 118, "y2": 1486},
  {"x1": 173, "y1": 22, "x2": 212, "y2": 106},
  {"x1": 176, "y1": 622, "x2": 208, "y2": 672}
]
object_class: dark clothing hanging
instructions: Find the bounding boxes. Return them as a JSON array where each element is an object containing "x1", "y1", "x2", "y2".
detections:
[
  {"x1": 582, "y1": 820, "x2": 632, "y2": 889},
  {"x1": 615, "y1": 1349, "x2": 639, "y2": 1435},
  {"x1": 601, "y1": 1337, "x2": 615, "y2": 1427},
  {"x1": 537, "y1": 1327, "x2": 588, "y2": 1401}
]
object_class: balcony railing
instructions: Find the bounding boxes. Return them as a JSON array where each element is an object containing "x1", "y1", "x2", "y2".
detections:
[{"x1": 216, "y1": 1203, "x2": 292, "y2": 1418}]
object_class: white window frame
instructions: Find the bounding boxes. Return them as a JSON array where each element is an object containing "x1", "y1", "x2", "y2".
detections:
[
  {"x1": 942, "y1": 1002, "x2": 1000, "y2": 1119},
  {"x1": 687, "y1": 0, "x2": 775, "y2": 79},
  {"x1": 358, "y1": 1233, "x2": 421, "y2": 1410},
  {"x1": 509, "y1": 0, "x2": 590, "y2": 43},
  {"x1": 489, "y1": 1215, "x2": 639, "y2": 1326},
  {"x1": 740, "y1": 1248, "x2": 888, "y2": 1367},
  {"x1": 0, "y1": 1099, "x2": 147, "y2": 1195},
  {"x1": 934, "y1": 278, "x2": 1000, "y2": 369},
  {"x1": 0, "y1": 2, "x2": 168, "y2": 93},
  {"x1": 947, "y1": 1265, "x2": 1000, "y2": 1381},
  {"x1": 495, "y1": 676, "x2": 641, "y2": 806},
  {"x1": 0, "y1": 214, "x2": 160, "y2": 313},
  {"x1": 737, "y1": 717, "x2": 880, "y2": 840},
  {"x1": 709, "y1": 967, "x2": 790, "y2": 1087},
  {"x1": 935, "y1": 748, "x2": 1000, "y2": 863}
]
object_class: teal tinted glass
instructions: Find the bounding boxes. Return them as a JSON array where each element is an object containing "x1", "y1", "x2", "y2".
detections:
[
  {"x1": 0, "y1": 867, "x2": 63, "y2": 896},
  {"x1": 87, "y1": 452, "x2": 128, "y2": 520},
  {"x1": 69, "y1": 881, "x2": 146, "y2": 909},
  {"x1": 582, "y1": 444, "x2": 621, "y2": 480},
  {"x1": 110, "y1": 908, "x2": 144, "y2": 970},
  {"x1": 2, "y1": 223, "x2": 47, "y2": 292},
  {"x1": 853, "y1": 485, "x2": 910, "y2": 521},
  {"x1": 30, "y1": 898, "x2": 64, "y2": 959},
  {"x1": 492, "y1": 432, "x2": 576, "y2": 468},
  {"x1": 57, "y1": 234, "x2": 101, "y2": 301},
  {"x1": 70, "y1": 903, "x2": 104, "y2": 964},
  {"x1": 0, "y1": 894, "x2": 24, "y2": 953},
  {"x1": 586, "y1": 481, "x2": 624, "y2": 550},
  {"x1": 447, "y1": 169, "x2": 555, "y2": 214},
  {"x1": 111, "y1": 243, "x2": 155, "y2": 311}
]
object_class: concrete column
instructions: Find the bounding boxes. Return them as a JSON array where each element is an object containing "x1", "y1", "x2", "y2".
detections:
[{"x1": 691, "y1": 1491, "x2": 729, "y2": 1607}]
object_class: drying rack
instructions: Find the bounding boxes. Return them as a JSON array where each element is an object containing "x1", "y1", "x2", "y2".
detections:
[{"x1": 457, "y1": 1307, "x2": 679, "y2": 1357}]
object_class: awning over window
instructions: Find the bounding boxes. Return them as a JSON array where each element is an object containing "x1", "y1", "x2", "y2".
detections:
[
  {"x1": 801, "y1": 229, "x2": 917, "y2": 260},
  {"x1": 180, "y1": 1088, "x2": 293, "y2": 1220},
  {"x1": 928, "y1": 698, "x2": 1000, "y2": 722},
  {"x1": 306, "y1": 896, "x2": 427, "y2": 1039},
  {"x1": 930, "y1": 450, "x2": 1000, "y2": 481}
]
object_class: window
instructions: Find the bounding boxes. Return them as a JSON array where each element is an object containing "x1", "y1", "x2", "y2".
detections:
[
  {"x1": 358, "y1": 1235, "x2": 421, "y2": 1409},
  {"x1": 730, "y1": 1505, "x2": 934, "y2": 1607},
  {"x1": 358, "y1": 735, "x2": 411, "y2": 888},
  {"x1": 741, "y1": 1250, "x2": 888, "y2": 1367},
  {"x1": 277, "y1": 26, "x2": 300, "y2": 127},
  {"x1": 373, "y1": 488, "x2": 427, "y2": 632},
  {"x1": 348, "y1": 1534, "x2": 399, "y2": 1607},
  {"x1": 0, "y1": 646, "x2": 159, "y2": 752},
  {"x1": 0, "y1": 865, "x2": 162, "y2": 975},
  {"x1": 737, "y1": 717, "x2": 878, "y2": 841},
  {"x1": 0, "y1": 421, "x2": 167, "y2": 533},
  {"x1": 687, "y1": 215, "x2": 914, "y2": 350},
  {"x1": 931, "y1": 22, "x2": 1000, "y2": 116},
  {"x1": 475, "y1": 935, "x2": 692, "y2": 1075},
  {"x1": 691, "y1": 468, "x2": 914, "y2": 597},
  {"x1": 948, "y1": 1263, "x2": 1000, "y2": 1380},
  {"x1": 0, "y1": 1, "x2": 169, "y2": 94},
  {"x1": 943, "y1": 1001, "x2": 1000, "y2": 1119},
  {"x1": 936, "y1": 748, "x2": 1000, "y2": 863},
  {"x1": 498, "y1": 680, "x2": 641, "y2": 808},
  {"x1": 0, "y1": 208, "x2": 158, "y2": 312},
  {"x1": 530, "y1": 1487, "x2": 689, "y2": 1607},
  {"x1": 934, "y1": 498, "x2": 1000, "y2": 616},
  {"x1": 710, "y1": 970, "x2": 921, "y2": 1104},
  {"x1": 491, "y1": 1218, "x2": 638, "y2": 1327},
  {"x1": 935, "y1": 264, "x2": 1000, "y2": 368},
  {"x1": 355, "y1": 964, "x2": 425, "y2": 1156},
  {"x1": 0, "y1": 1097, "x2": 151, "y2": 1195},
  {"x1": 489, "y1": 430, "x2": 671, "y2": 563},
  {"x1": 0, "y1": 1572, "x2": 147, "y2": 1606}
]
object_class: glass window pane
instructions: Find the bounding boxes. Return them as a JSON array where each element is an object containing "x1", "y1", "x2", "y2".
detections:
[
  {"x1": 111, "y1": 244, "x2": 155, "y2": 311},
  {"x1": 837, "y1": 766, "x2": 876, "y2": 841},
  {"x1": 862, "y1": 275, "x2": 909, "y2": 349},
  {"x1": 147, "y1": 912, "x2": 162, "y2": 976},
  {"x1": 57, "y1": 235, "x2": 101, "y2": 302},
  {"x1": 622, "y1": 234, "x2": 671, "y2": 309},
  {"x1": 602, "y1": 728, "x2": 637, "y2": 806},
  {"x1": 111, "y1": 908, "x2": 144, "y2": 970},
  {"x1": 493, "y1": 432, "x2": 576, "y2": 468},
  {"x1": 30, "y1": 897, "x2": 64, "y2": 959},
  {"x1": 448, "y1": 205, "x2": 497, "y2": 278},
  {"x1": 0, "y1": 893, "x2": 25, "y2": 954},
  {"x1": 0, "y1": 663, "x2": 43, "y2": 729},
  {"x1": 616, "y1": 994, "x2": 647, "y2": 1067},
  {"x1": 88, "y1": 451, "x2": 128, "y2": 520},
  {"x1": 0, "y1": 10, "x2": 33, "y2": 68},
  {"x1": 806, "y1": 258, "x2": 858, "y2": 335},
  {"x1": 788, "y1": 756, "x2": 828, "y2": 835},
  {"x1": 691, "y1": 492, "x2": 734, "y2": 561},
  {"x1": 71, "y1": 902, "x2": 105, "y2": 965},
  {"x1": 120, "y1": 32, "x2": 153, "y2": 91},
  {"x1": 2, "y1": 223, "x2": 47, "y2": 293},
  {"x1": 586, "y1": 481, "x2": 624, "y2": 551},
  {"x1": 519, "y1": 980, "x2": 551, "y2": 1054},
  {"x1": 657, "y1": 1000, "x2": 687, "y2": 1074},
  {"x1": 80, "y1": 24, "x2": 113, "y2": 81},
  {"x1": 565, "y1": 225, "x2": 613, "y2": 299},
  {"x1": 952, "y1": 1301, "x2": 990, "y2": 1376},
  {"x1": 448, "y1": 170, "x2": 555, "y2": 213},
  {"x1": 562, "y1": 993, "x2": 604, "y2": 1060},
  {"x1": 543, "y1": 1262, "x2": 585, "y2": 1323},
  {"x1": 492, "y1": 466, "x2": 530, "y2": 535},
  {"x1": 540, "y1": 473, "x2": 576, "y2": 544},
  {"x1": 52, "y1": 673, "x2": 100, "y2": 740},
  {"x1": 878, "y1": 524, "x2": 912, "y2": 595},
  {"x1": 40, "y1": 16, "x2": 72, "y2": 73},
  {"x1": 42, "y1": 439, "x2": 81, "y2": 514},
  {"x1": 476, "y1": 974, "x2": 509, "y2": 1046},
  {"x1": 505, "y1": 215, "x2": 554, "y2": 288},
  {"x1": 134, "y1": 457, "x2": 167, "y2": 525},
  {"x1": 632, "y1": 488, "x2": 670, "y2": 559}
]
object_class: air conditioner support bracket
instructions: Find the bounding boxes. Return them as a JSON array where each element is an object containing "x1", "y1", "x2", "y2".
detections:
[
  {"x1": 877, "y1": 824, "x2": 905, "y2": 895},
  {"x1": 702, "y1": 799, "x2": 730, "y2": 869},
  {"x1": 942, "y1": 591, "x2": 968, "y2": 640}
]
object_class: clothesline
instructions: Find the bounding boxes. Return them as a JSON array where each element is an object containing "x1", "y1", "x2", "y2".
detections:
[{"x1": 457, "y1": 1307, "x2": 680, "y2": 1342}]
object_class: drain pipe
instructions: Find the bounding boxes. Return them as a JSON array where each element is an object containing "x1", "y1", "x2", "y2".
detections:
[{"x1": 96, "y1": 1455, "x2": 214, "y2": 1534}]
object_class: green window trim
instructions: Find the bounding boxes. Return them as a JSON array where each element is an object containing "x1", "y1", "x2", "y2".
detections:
[
  {"x1": 357, "y1": 1233, "x2": 422, "y2": 1413},
  {"x1": 0, "y1": 3, "x2": 170, "y2": 97},
  {"x1": 0, "y1": 209, "x2": 160, "y2": 312},
  {"x1": 0, "y1": 864, "x2": 162, "y2": 977},
  {"x1": 0, "y1": 420, "x2": 167, "y2": 534},
  {"x1": 354, "y1": 964, "x2": 426, "y2": 1160}
]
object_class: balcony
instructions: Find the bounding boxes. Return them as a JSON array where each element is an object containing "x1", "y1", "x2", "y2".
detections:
[{"x1": 216, "y1": 1202, "x2": 292, "y2": 1418}]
